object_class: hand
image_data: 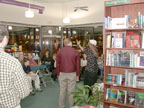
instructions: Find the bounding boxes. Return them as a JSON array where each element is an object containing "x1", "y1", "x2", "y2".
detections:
[
  {"x1": 76, "y1": 40, "x2": 81, "y2": 46},
  {"x1": 76, "y1": 76, "x2": 79, "y2": 82},
  {"x1": 29, "y1": 72, "x2": 37, "y2": 77}
]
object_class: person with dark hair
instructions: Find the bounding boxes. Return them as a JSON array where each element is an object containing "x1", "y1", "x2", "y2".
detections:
[
  {"x1": 0, "y1": 24, "x2": 30, "y2": 108},
  {"x1": 22, "y1": 58, "x2": 42, "y2": 94},
  {"x1": 56, "y1": 38, "x2": 80, "y2": 108},
  {"x1": 77, "y1": 39, "x2": 98, "y2": 86}
]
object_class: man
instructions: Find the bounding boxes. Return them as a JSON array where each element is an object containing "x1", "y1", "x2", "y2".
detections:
[
  {"x1": 56, "y1": 38, "x2": 80, "y2": 108},
  {"x1": 28, "y1": 53, "x2": 38, "y2": 67},
  {"x1": 22, "y1": 58, "x2": 42, "y2": 93},
  {"x1": 0, "y1": 24, "x2": 30, "y2": 108}
]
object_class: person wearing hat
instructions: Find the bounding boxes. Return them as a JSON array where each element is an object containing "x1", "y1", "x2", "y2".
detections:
[{"x1": 77, "y1": 39, "x2": 98, "y2": 86}]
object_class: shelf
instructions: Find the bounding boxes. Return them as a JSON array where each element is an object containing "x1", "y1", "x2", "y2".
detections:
[
  {"x1": 106, "y1": 48, "x2": 144, "y2": 50},
  {"x1": 104, "y1": 83, "x2": 144, "y2": 93},
  {"x1": 105, "y1": 66, "x2": 144, "y2": 70},
  {"x1": 104, "y1": 101, "x2": 142, "y2": 108},
  {"x1": 105, "y1": 28, "x2": 144, "y2": 31}
]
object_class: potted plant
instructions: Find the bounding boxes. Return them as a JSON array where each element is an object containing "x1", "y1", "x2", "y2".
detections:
[{"x1": 72, "y1": 83, "x2": 103, "y2": 108}]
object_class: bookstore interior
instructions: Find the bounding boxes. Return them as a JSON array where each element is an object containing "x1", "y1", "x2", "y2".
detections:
[{"x1": 1, "y1": 0, "x2": 144, "y2": 108}]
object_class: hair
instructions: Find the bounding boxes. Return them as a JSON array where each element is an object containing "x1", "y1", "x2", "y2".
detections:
[
  {"x1": 64, "y1": 38, "x2": 71, "y2": 45},
  {"x1": 0, "y1": 24, "x2": 9, "y2": 42},
  {"x1": 89, "y1": 44, "x2": 98, "y2": 57},
  {"x1": 23, "y1": 58, "x2": 29, "y2": 63}
]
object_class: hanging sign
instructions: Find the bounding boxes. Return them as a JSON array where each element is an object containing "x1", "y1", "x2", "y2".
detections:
[{"x1": 106, "y1": 0, "x2": 130, "y2": 6}]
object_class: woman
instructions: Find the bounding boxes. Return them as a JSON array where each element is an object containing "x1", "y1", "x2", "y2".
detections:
[
  {"x1": 77, "y1": 39, "x2": 98, "y2": 86},
  {"x1": 41, "y1": 50, "x2": 53, "y2": 72}
]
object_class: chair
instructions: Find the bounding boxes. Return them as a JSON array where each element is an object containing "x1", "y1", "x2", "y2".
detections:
[{"x1": 31, "y1": 65, "x2": 54, "y2": 87}]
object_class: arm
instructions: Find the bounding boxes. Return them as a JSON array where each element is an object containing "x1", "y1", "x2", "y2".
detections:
[
  {"x1": 56, "y1": 51, "x2": 60, "y2": 76},
  {"x1": 76, "y1": 40, "x2": 84, "y2": 52}
]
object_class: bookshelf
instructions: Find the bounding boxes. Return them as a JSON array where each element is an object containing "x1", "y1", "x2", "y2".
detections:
[{"x1": 104, "y1": 0, "x2": 144, "y2": 108}]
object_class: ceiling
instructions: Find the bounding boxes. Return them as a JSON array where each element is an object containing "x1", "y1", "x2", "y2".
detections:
[{"x1": 22, "y1": 0, "x2": 74, "y2": 3}]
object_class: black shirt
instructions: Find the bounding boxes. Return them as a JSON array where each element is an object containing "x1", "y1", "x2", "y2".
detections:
[{"x1": 22, "y1": 64, "x2": 31, "y2": 74}]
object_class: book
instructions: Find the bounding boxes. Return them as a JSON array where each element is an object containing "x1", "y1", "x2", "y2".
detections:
[
  {"x1": 127, "y1": 91, "x2": 136, "y2": 105},
  {"x1": 126, "y1": 31, "x2": 140, "y2": 48},
  {"x1": 135, "y1": 93, "x2": 144, "y2": 107},
  {"x1": 117, "y1": 90, "x2": 127, "y2": 104},
  {"x1": 109, "y1": 89, "x2": 118, "y2": 103}
]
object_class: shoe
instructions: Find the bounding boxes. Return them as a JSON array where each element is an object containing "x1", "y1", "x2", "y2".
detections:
[
  {"x1": 30, "y1": 91, "x2": 36, "y2": 95},
  {"x1": 36, "y1": 89, "x2": 43, "y2": 92}
]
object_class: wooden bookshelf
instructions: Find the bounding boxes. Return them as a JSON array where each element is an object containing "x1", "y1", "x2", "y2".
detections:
[
  {"x1": 104, "y1": 0, "x2": 144, "y2": 108},
  {"x1": 104, "y1": 101, "x2": 142, "y2": 108}
]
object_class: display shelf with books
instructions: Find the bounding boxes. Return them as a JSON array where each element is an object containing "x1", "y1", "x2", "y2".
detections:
[{"x1": 104, "y1": 0, "x2": 144, "y2": 108}]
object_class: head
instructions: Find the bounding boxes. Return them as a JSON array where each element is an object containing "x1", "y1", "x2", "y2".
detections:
[
  {"x1": 35, "y1": 41, "x2": 38, "y2": 46},
  {"x1": 53, "y1": 53, "x2": 56, "y2": 60},
  {"x1": 28, "y1": 53, "x2": 33, "y2": 60},
  {"x1": 18, "y1": 54, "x2": 24, "y2": 62},
  {"x1": 64, "y1": 38, "x2": 72, "y2": 46},
  {"x1": 45, "y1": 50, "x2": 49, "y2": 57},
  {"x1": 0, "y1": 24, "x2": 9, "y2": 48},
  {"x1": 23, "y1": 58, "x2": 29, "y2": 66},
  {"x1": 88, "y1": 39, "x2": 97, "y2": 47}
]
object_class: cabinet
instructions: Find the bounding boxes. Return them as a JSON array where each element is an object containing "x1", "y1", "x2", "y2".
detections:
[{"x1": 104, "y1": 0, "x2": 144, "y2": 108}]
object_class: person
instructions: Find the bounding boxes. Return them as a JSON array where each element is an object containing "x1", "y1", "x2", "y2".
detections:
[
  {"x1": 22, "y1": 58, "x2": 42, "y2": 93},
  {"x1": 18, "y1": 54, "x2": 24, "y2": 64},
  {"x1": 56, "y1": 38, "x2": 80, "y2": 108},
  {"x1": 97, "y1": 54, "x2": 104, "y2": 81},
  {"x1": 0, "y1": 24, "x2": 30, "y2": 108},
  {"x1": 41, "y1": 50, "x2": 53, "y2": 71},
  {"x1": 31, "y1": 41, "x2": 41, "y2": 57},
  {"x1": 80, "y1": 53, "x2": 87, "y2": 81},
  {"x1": 77, "y1": 39, "x2": 98, "y2": 86},
  {"x1": 28, "y1": 53, "x2": 38, "y2": 67}
]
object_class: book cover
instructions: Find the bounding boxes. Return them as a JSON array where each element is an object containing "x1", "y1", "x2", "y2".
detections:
[
  {"x1": 135, "y1": 93, "x2": 144, "y2": 107},
  {"x1": 136, "y1": 75, "x2": 144, "y2": 89},
  {"x1": 109, "y1": 89, "x2": 118, "y2": 103},
  {"x1": 126, "y1": 31, "x2": 140, "y2": 48},
  {"x1": 117, "y1": 90, "x2": 127, "y2": 104},
  {"x1": 139, "y1": 56, "x2": 144, "y2": 67},
  {"x1": 127, "y1": 91, "x2": 136, "y2": 105}
]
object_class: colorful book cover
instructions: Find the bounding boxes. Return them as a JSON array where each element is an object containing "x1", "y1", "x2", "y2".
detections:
[
  {"x1": 127, "y1": 91, "x2": 136, "y2": 105},
  {"x1": 135, "y1": 93, "x2": 144, "y2": 107},
  {"x1": 126, "y1": 31, "x2": 140, "y2": 48},
  {"x1": 136, "y1": 75, "x2": 144, "y2": 89},
  {"x1": 117, "y1": 90, "x2": 127, "y2": 104},
  {"x1": 109, "y1": 89, "x2": 118, "y2": 103}
]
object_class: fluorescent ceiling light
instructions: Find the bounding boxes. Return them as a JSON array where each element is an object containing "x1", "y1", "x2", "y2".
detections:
[
  {"x1": 63, "y1": 17, "x2": 70, "y2": 23},
  {"x1": 25, "y1": 9, "x2": 34, "y2": 18}
]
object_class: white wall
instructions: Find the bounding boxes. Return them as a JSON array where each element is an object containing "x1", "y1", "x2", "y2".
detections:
[{"x1": 0, "y1": 0, "x2": 105, "y2": 26}]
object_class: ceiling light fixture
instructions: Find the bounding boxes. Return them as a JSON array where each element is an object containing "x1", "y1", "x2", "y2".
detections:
[
  {"x1": 8, "y1": 26, "x2": 12, "y2": 30},
  {"x1": 63, "y1": 17, "x2": 70, "y2": 24},
  {"x1": 25, "y1": 0, "x2": 34, "y2": 18}
]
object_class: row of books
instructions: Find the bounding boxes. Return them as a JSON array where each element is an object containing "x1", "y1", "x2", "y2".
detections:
[
  {"x1": 106, "y1": 88, "x2": 144, "y2": 107},
  {"x1": 104, "y1": 12, "x2": 144, "y2": 29},
  {"x1": 106, "y1": 31, "x2": 144, "y2": 48},
  {"x1": 106, "y1": 50, "x2": 144, "y2": 67},
  {"x1": 106, "y1": 69, "x2": 144, "y2": 88}
]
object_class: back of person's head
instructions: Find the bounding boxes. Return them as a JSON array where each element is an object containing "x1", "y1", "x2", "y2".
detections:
[
  {"x1": 64, "y1": 38, "x2": 72, "y2": 46},
  {"x1": 0, "y1": 24, "x2": 9, "y2": 43}
]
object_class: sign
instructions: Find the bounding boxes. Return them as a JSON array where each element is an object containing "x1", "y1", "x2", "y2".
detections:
[{"x1": 106, "y1": 0, "x2": 130, "y2": 6}]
